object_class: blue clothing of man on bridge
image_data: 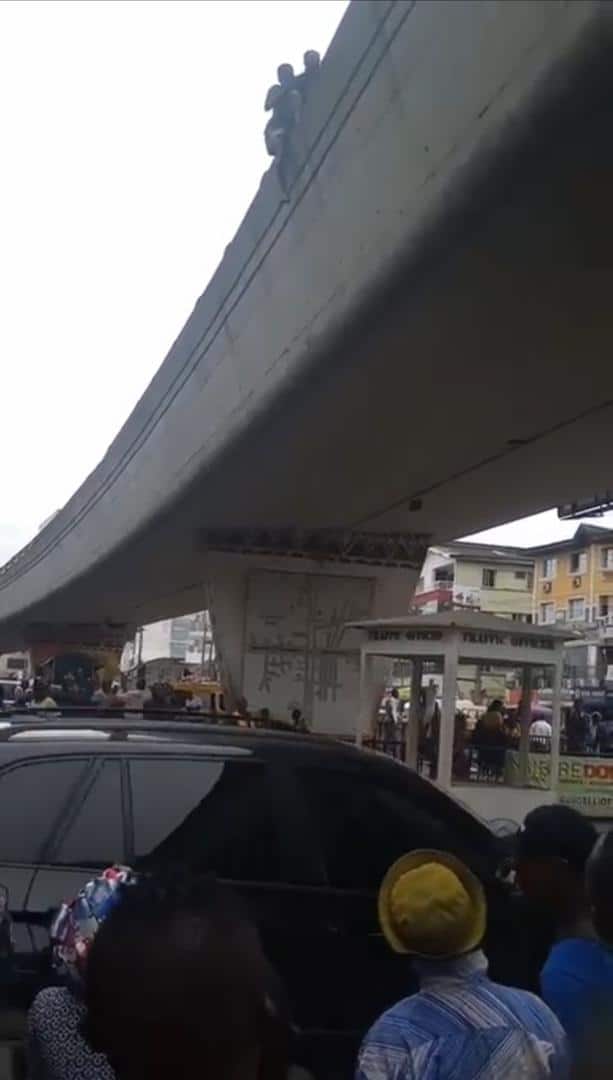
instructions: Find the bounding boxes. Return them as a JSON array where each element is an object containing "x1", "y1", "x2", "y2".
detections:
[{"x1": 356, "y1": 850, "x2": 568, "y2": 1080}]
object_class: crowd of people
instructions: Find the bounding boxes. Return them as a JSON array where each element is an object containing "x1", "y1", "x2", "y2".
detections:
[
  {"x1": 264, "y1": 52, "x2": 320, "y2": 189},
  {"x1": 377, "y1": 689, "x2": 613, "y2": 783},
  {"x1": 19, "y1": 800, "x2": 613, "y2": 1079},
  {"x1": 2, "y1": 674, "x2": 165, "y2": 712}
]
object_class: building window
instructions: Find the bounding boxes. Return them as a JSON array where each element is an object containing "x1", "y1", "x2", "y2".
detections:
[
  {"x1": 539, "y1": 603, "x2": 555, "y2": 625},
  {"x1": 602, "y1": 548, "x2": 613, "y2": 571},
  {"x1": 569, "y1": 551, "x2": 587, "y2": 574},
  {"x1": 568, "y1": 598, "x2": 585, "y2": 622},
  {"x1": 542, "y1": 557, "x2": 556, "y2": 579},
  {"x1": 511, "y1": 613, "x2": 533, "y2": 623},
  {"x1": 433, "y1": 567, "x2": 454, "y2": 584},
  {"x1": 600, "y1": 597, "x2": 612, "y2": 618},
  {"x1": 514, "y1": 571, "x2": 526, "y2": 580},
  {"x1": 482, "y1": 568, "x2": 496, "y2": 589}
]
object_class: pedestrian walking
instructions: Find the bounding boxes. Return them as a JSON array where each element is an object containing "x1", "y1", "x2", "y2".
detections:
[
  {"x1": 356, "y1": 849, "x2": 568, "y2": 1079},
  {"x1": 516, "y1": 804, "x2": 603, "y2": 1047}
]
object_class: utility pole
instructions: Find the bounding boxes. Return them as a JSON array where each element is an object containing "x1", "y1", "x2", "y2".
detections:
[
  {"x1": 136, "y1": 626, "x2": 144, "y2": 668},
  {"x1": 200, "y1": 617, "x2": 207, "y2": 678}
]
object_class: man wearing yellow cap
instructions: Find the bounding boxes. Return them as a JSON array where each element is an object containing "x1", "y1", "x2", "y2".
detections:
[{"x1": 356, "y1": 850, "x2": 569, "y2": 1079}]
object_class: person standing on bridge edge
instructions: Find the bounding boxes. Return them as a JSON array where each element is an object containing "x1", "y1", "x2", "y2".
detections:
[
  {"x1": 295, "y1": 50, "x2": 320, "y2": 103},
  {"x1": 264, "y1": 63, "x2": 301, "y2": 194},
  {"x1": 356, "y1": 849, "x2": 568, "y2": 1079},
  {"x1": 515, "y1": 804, "x2": 608, "y2": 1050}
]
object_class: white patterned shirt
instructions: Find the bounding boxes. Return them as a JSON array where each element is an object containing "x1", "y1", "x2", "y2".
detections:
[{"x1": 356, "y1": 951, "x2": 569, "y2": 1080}]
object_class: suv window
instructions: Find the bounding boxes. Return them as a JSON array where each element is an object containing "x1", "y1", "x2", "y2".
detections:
[
  {"x1": 0, "y1": 758, "x2": 87, "y2": 862},
  {"x1": 54, "y1": 760, "x2": 124, "y2": 866},
  {"x1": 296, "y1": 767, "x2": 476, "y2": 891},
  {"x1": 129, "y1": 758, "x2": 282, "y2": 882}
]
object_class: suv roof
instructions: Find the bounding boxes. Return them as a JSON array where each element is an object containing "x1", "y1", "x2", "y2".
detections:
[{"x1": 0, "y1": 716, "x2": 369, "y2": 761}]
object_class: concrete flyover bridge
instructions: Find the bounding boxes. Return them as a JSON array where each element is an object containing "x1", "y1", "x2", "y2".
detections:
[{"x1": 3, "y1": 0, "x2": 613, "y2": 731}]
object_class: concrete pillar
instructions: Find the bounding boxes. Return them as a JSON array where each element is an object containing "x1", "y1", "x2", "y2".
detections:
[
  {"x1": 406, "y1": 658, "x2": 423, "y2": 769},
  {"x1": 204, "y1": 547, "x2": 421, "y2": 735},
  {"x1": 438, "y1": 642, "x2": 459, "y2": 789},
  {"x1": 518, "y1": 665, "x2": 533, "y2": 787},
  {"x1": 357, "y1": 651, "x2": 375, "y2": 746},
  {"x1": 550, "y1": 659, "x2": 562, "y2": 796}
]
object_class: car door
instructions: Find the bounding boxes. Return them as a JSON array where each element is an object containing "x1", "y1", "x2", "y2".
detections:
[
  {"x1": 125, "y1": 752, "x2": 342, "y2": 1079},
  {"x1": 289, "y1": 761, "x2": 502, "y2": 1049}
]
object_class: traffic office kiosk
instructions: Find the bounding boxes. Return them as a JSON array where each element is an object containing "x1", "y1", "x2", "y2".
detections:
[{"x1": 349, "y1": 611, "x2": 568, "y2": 826}]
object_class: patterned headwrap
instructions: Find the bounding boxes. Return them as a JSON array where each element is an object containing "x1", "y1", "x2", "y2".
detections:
[{"x1": 50, "y1": 865, "x2": 136, "y2": 985}]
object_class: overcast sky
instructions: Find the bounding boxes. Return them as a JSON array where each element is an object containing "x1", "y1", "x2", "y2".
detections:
[
  {"x1": 0, "y1": 0, "x2": 610, "y2": 567},
  {"x1": 0, "y1": 0, "x2": 347, "y2": 563}
]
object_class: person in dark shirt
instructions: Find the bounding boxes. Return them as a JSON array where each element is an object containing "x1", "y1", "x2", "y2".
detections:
[
  {"x1": 565, "y1": 701, "x2": 589, "y2": 754},
  {"x1": 295, "y1": 50, "x2": 320, "y2": 103},
  {"x1": 595, "y1": 710, "x2": 613, "y2": 754},
  {"x1": 264, "y1": 63, "x2": 301, "y2": 158},
  {"x1": 516, "y1": 805, "x2": 606, "y2": 1049}
]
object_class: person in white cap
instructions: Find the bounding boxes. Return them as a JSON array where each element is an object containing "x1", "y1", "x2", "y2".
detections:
[{"x1": 356, "y1": 850, "x2": 569, "y2": 1079}]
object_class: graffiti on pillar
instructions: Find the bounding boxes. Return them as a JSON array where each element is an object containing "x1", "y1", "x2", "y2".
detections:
[
  {"x1": 257, "y1": 638, "x2": 294, "y2": 693},
  {"x1": 243, "y1": 570, "x2": 374, "y2": 731}
]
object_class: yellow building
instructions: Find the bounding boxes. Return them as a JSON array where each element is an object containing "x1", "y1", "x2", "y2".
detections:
[{"x1": 532, "y1": 524, "x2": 613, "y2": 628}]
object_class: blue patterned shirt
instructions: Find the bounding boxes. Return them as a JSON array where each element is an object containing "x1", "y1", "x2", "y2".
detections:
[{"x1": 356, "y1": 951, "x2": 569, "y2": 1079}]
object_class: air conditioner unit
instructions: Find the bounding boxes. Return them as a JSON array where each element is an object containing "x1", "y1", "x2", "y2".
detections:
[
  {"x1": 573, "y1": 576, "x2": 582, "y2": 588},
  {"x1": 543, "y1": 581, "x2": 552, "y2": 593}
]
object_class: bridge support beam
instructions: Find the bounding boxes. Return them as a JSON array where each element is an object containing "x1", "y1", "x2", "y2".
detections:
[{"x1": 202, "y1": 531, "x2": 427, "y2": 735}]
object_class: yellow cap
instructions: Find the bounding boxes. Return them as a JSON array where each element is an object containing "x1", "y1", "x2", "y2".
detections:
[{"x1": 378, "y1": 850, "x2": 487, "y2": 958}]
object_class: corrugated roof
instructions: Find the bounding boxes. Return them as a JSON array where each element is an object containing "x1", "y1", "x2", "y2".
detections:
[
  {"x1": 444, "y1": 540, "x2": 534, "y2": 565},
  {"x1": 528, "y1": 523, "x2": 613, "y2": 556},
  {"x1": 348, "y1": 609, "x2": 569, "y2": 639}
]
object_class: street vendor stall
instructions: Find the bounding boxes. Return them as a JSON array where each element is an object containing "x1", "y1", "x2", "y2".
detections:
[{"x1": 348, "y1": 611, "x2": 568, "y2": 825}]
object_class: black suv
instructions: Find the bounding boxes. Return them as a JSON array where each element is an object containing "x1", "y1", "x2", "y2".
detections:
[{"x1": 0, "y1": 719, "x2": 536, "y2": 1078}]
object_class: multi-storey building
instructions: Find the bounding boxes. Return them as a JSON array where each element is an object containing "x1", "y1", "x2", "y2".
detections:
[
  {"x1": 531, "y1": 523, "x2": 613, "y2": 686},
  {"x1": 531, "y1": 523, "x2": 613, "y2": 627},
  {"x1": 413, "y1": 541, "x2": 534, "y2": 621}
]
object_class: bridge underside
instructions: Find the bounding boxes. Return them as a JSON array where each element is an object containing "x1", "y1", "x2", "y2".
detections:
[{"x1": 2, "y1": 4, "x2": 613, "y2": 656}]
